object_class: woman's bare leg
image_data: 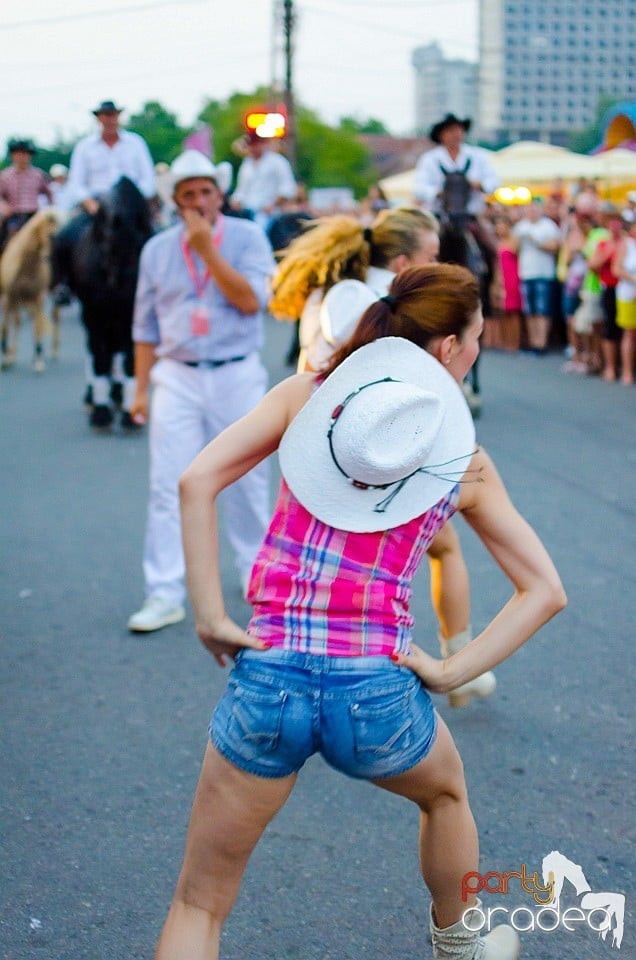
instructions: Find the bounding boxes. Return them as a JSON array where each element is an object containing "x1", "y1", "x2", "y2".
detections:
[
  {"x1": 155, "y1": 743, "x2": 297, "y2": 960},
  {"x1": 373, "y1": 716, "x2": 478, "y2": 929},
  {"x1": 427, "y1": 522, "x2": 470, "y2": 641}
]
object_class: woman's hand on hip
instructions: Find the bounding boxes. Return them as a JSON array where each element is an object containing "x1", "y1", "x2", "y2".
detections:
[
  {"x1": 195, "y1": 612, "x2": 270, "y2": 667},
  {"x1": 391, "y1": 643, "x2": 448, "y2": 693}
]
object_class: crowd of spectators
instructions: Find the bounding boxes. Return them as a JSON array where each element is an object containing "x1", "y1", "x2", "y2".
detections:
[{"x1": 477, "y1": 179, "x2": 636, "y2": 385}]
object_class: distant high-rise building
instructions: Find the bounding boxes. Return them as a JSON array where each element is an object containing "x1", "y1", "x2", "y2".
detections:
[
  {"x1": 478, "y1": 0, "x2": 636, "y2": 145},
  {"x1": 412, "y1": 42, "x2": 478, "y2": 136}
]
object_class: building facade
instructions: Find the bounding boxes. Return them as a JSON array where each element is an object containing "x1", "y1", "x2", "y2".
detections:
[
  {"x1": 478, "y1": 0, "x2": 636, "y2": 146},
  {"x1": 412, "y1": 42, "x2": 478, "y2": 136}
]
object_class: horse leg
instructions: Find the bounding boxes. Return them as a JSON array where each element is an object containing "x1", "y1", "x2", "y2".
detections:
[
  {"x1": 86, "y1": 311, "x2": 114, "y2": 429},
  {"x1": 1, "y1": 302, "x2": 19, "y2": 368},
  {"x1": 30, "y1": 294, "x2": 50, "y2": 373},
  {"x1": 51, "y1": 303, "x2": 61, "y2": 360}
]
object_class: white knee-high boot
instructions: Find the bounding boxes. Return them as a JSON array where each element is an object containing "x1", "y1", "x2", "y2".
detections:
[
  {"x1": 430, "y1": 900, "x2": 520, "y2": 959},
  {"x1": 439, "y1": 626, "x2": 497, "y2": 708}
]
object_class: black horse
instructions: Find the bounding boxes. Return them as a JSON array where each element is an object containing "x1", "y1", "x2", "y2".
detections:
[
  {"x1": 437, "y1": 161, "x2": 494, "y2": 415},
  {"x1": 52, "y1": 177, "x2": 154, "y2": 428}
]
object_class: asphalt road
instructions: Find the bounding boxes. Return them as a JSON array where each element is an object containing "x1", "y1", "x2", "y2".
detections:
[{"x1": 1, "y1": 308, "x2": 634, "y2": 959}]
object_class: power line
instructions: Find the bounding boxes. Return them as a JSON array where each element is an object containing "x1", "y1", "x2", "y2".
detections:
[
  {"x1": 0, "y1": 0, "x2": 206, "y2": 32},
  {"x1": 300, "y1": 4, "x2": 478, "y2": 53}
]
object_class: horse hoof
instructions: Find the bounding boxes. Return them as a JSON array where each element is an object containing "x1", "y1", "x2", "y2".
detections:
[
  {"x1": 1, "y1": 356, "x2": 15, "y2": 370},
  {"x1": 90, "y1": 404, "x2": 114, "y2": 430},
  {"x1": 33, "y1": 359, "x2": 46, "y2": 374}
]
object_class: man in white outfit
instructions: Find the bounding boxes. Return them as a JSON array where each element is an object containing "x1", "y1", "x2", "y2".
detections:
[
  {"x1": 413, "y1": 113, "x2": 499, "y2": 216},
  {"x1": 230, "y1": 132, "x2": 297, "y2": 230},
  {"x1": 66, "y1": 100, "x2": 156, "y2": 214},
  {"x1": 127, "y1": 150, "x2": 275, "y2": 632}
]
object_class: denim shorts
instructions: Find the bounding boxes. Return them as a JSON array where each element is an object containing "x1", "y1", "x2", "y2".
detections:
[
  {"x1": 521, "y1": 277, "x2": 554, "y2": 317},
  {"x1": 210, "y1": 648, "x2": 437, "y2": 781}
]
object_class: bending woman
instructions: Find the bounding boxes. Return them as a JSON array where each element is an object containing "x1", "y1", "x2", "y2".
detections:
[
  {"x1": 271, "y1": 208, "x2": 494, "y2": 707},
  {"x1": 155, "y1": 263, "x2": 566, "y2": 960}
]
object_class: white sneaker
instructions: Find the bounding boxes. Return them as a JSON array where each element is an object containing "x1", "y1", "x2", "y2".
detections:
[{"x1": 127, "y1": 596, "x2": 185, "y2": 633}]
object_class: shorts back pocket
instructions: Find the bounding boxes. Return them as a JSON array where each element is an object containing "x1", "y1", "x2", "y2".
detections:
[
  {"x1": 228, "y1": 678, "x2": 287, "y2": 755},
  {"x1": 350, "y1": 686, "x2": 414, "y2": 759}
]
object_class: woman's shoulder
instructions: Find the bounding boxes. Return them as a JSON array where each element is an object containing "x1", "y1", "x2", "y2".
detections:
[
  {"x1": 456, "y1": 446, "x2": 501, "y2": 514},
  {"x1": 269, "y1": 372, "x2": 317, "y2": 423}
]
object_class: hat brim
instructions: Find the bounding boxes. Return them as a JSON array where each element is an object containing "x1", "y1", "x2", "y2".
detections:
[
  {"x1": 279, "y1": 337, "x2": 475, "y2": 533},
  {"x1": 92, "y1": 107, "x2": 123, "y2": 115}
]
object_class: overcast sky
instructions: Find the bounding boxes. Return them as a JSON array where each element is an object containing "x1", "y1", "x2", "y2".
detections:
[{"x1": 3, "y1": 0, "x2": 478, "y2": 155}]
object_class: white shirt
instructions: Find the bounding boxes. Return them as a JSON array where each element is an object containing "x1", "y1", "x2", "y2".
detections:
[
  {"x1": 513, "y1": 216, "x2": 561, "y2": 280},
  {"x1": 414, "y1": 144, "x2": 499, "y2": 215},
  {"x1": 67, "y1": 130, "x2": 156, "y2": 203},
  {"x1": 232, "y1": 149, "x2": 297, "y2": 213}
]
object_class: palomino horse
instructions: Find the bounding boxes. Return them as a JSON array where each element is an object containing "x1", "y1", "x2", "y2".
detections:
[
  {"x1": 437, "y1": 161, "x2": 494, "y2": 416},
  {"x1": 0, "y1": 209, "x2": 60, "y2": 372},
  {"x1": 542, "y1": 850, "x2": 624, "y2": 949},
  {"x1": 52, "y1": 176, "x2": 154, "y2": 428}
]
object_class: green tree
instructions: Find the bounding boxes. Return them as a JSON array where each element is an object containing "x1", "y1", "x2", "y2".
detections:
[
  {"x1": 128, "y1": 101, "x2": 190, "y2": 163},
  {"x1": 339, "y1": 116, "x2": 390, "y2": 136}
]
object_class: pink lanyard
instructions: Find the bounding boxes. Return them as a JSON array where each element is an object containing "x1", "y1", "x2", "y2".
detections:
[{"x1": 181, "y1": 215, "x2": 224, "y2": 298}]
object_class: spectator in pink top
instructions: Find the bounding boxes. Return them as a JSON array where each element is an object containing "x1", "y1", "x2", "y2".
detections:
[{"x1": 492, "y1": 213, "x2": 522, "y2": 351}]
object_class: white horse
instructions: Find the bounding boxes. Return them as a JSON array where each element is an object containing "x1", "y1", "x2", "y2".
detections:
[
  {"x1": 542, "y1": 850, "x2": 624, "y2": 949},
  {"x1": 0, "y1": 209, "x2": 61, "y2": 372}
]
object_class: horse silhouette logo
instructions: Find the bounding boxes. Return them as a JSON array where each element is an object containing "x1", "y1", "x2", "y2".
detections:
[{"x1": 542, "y1": 850, "x2": 625, "y2": 949}]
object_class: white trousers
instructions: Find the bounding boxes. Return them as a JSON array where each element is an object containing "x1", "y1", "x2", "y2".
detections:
[{"x1": 142, "y1": 355, "x2": 270, "y2": 605}]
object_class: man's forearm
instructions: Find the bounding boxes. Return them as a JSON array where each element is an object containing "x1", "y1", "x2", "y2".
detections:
[{"x1": 134, "y1": 341, "x2": 158, "y2": 390}]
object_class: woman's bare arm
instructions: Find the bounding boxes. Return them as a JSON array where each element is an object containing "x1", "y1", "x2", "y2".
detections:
[
  {"x1": 179, "y1": 373, "x2": 314, "y2": 664},
  {"x1": 395, "y1": 447, "x2": 567, "y2": 691}
]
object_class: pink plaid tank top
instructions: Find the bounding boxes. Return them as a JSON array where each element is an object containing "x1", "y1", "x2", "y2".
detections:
[{"x1": 246, "y1": 479, "x2": 459, "y2": 657}]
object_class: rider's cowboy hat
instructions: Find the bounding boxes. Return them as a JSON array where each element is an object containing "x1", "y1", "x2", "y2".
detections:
[
  {"x1": 170, "y1": 150, "x2": 233, "y2": 195},
  {"x1": 429, "y1": 113, "x2": 471, "y2": 144},
  {"x1": 279, "y1": 337, "x2": 475, "y2": 533},
  {"x1": 92, "y1": 100, "x2": 124, "y2": 115},
  {"x1": 8, "y1": 138, "x2": 36, "y2": 154}
]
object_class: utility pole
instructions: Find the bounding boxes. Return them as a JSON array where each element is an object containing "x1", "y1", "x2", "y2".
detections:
[{"x1": 282, "y1": 0, "x2": 297, "y2": 173}]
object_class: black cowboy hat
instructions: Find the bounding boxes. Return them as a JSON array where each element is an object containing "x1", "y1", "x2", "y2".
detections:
[
  {"x1": 92, "y1": 100, "x2": 124, "y2": 115},
  {"x1": 8, "y1": 138, "x2": 36, "y2": 154},
  {"x1": 429, "y1": 113, "x2": 471, "y2": 144}
]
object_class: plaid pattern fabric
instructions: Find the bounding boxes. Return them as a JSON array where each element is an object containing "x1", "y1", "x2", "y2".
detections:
[
  {"x1": 247, "y1": 479, "x2": 459, "y2": 657},
  {"x1": 0, "y1": 166, "x2": 51, "y2": 213}
]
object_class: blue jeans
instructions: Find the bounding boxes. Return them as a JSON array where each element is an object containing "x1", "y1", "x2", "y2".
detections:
[{"x1": 211, "y1": 648, "x2": 437, "y2": 780}]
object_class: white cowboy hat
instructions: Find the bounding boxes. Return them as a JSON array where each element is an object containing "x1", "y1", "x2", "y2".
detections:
[
  {"x1": 279, "y1": 337, "x2": 475, "y2": 533},
  {"x1": 171, "y1": 150, "x2": 232, "y2": 195},
  {"x1": 319, "y1": 279, "x2": 378, "y2": 346}
]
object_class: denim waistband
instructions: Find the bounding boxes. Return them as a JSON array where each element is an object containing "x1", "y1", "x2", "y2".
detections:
[{"x1": 237, "y1": 647, "x2": 404, "y2": 674}]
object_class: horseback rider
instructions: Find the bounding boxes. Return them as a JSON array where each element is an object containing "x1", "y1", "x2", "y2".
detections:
[
  {"x1": 413, "y1": 113, "x2": 499, "y2": 218},
  {"x1": 52, "y1": 100, "x2": 156, "y2": 306},
  {"x1": 414, "y1": 115, "x2": 499, "y2": 416},
  {"x1": 0, "y1": 139, "x2": 52, "y2": 255}
]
